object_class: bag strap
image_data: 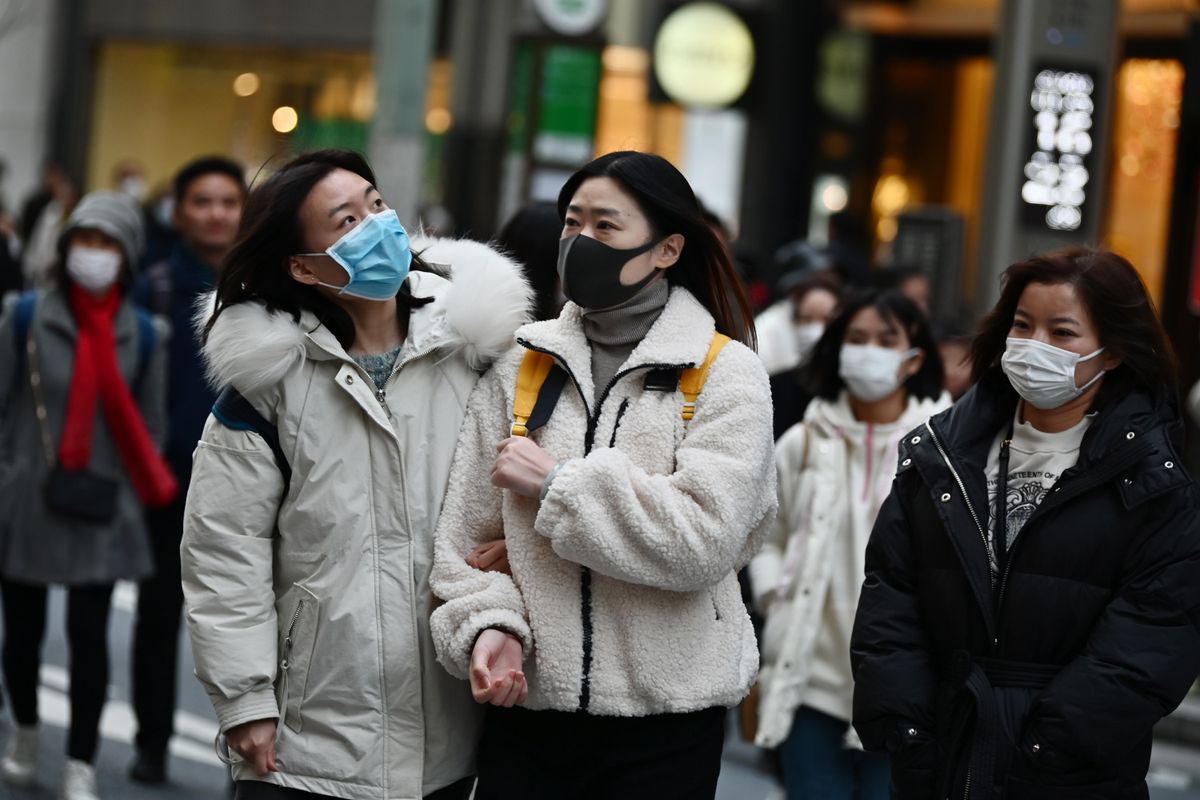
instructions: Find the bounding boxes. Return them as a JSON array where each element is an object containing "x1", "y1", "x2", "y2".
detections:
[
  {"x1": 511, "y1": 349, "x2": 557, "y2": 437},
  {"x1": 678, "y1": 333, "x2": 732, "y2": 421},
  {"x1": 132, "y1": 309, "x2": 156, "y2": 395},
  {"x1": 212, "y1": 386, "x2": 292, "y2": 494},
  {"x1": 13, "y1": 290, "x2": 37, "y2": 384}
]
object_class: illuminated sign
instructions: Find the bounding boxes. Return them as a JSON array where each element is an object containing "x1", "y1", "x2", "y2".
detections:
[
  {"x1": 1020, "y1": 65, "x2": 1099, "y2": 233},
  {"x1": 653, "y1": 2, "x2": 755, "y2": 109},
  {"x1": 533, "y1": 0, "x2": 608, "y2": 36}
]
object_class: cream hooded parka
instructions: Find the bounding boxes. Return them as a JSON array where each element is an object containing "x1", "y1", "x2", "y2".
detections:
[{"x1": 181, "y1": 238, "x2": 531, "y2": 800}]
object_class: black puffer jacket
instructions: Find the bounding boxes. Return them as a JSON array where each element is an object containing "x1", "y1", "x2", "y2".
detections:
[{"x1": 851, "y1": 370, "x2": 1200, "y2": 800}]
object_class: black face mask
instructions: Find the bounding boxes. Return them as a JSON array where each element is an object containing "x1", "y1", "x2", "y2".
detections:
[{"x1": 556, "y1": 234, "x2": 660, "y2": 310}]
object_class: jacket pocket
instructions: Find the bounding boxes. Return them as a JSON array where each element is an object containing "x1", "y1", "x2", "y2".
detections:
[{"x1": 276, "y1": 584, "x2": 319, "y2": 735}]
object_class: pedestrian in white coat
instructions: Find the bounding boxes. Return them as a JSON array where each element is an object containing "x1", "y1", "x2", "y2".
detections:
[
  {"x1": 749, "y1": 290, "x2": 949, "y2": 800},
  {"x1": 429, "y1": 151, "x2": 777, "y2": 800},
  {"x1": 180, "y1": 150, "x2": 532, "y2": 800}
]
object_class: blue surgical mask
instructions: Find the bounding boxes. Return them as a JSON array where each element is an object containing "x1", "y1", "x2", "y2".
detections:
[{"x1": 300, "y1": 209, "x2": 413, "y2": 301}]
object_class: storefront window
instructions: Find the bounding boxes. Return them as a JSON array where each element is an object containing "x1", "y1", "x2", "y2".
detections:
[{"x1": 1104, "y1": 58, "x2": 1184, "y2": 302}]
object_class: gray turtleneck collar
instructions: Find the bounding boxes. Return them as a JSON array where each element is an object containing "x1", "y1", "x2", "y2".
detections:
[{"x1": 581, "y1": 277, "x2": 671, "y2": 403}]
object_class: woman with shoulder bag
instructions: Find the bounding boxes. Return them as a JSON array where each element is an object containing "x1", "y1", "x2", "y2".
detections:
[
  {"x1": 181, "y1": 149, "x2": 532, "y2": 800},
  {"x1": 851, "y1": 248, "x2": 1200, "y2": 798},
  {"x1": 430, "y1": 151, "x2": 777, "y2": 800},
  {"x1": 749, "y1": 289, "x2": 948, "y2": 799},
  {"x1": 0, "y1": 191, "x2": 175, "y2": 800}
]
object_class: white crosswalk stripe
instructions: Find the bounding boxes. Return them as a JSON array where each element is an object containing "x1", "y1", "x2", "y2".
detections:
[{"x1": 38, "y1": 665, "x2": 222, "y2": 769}]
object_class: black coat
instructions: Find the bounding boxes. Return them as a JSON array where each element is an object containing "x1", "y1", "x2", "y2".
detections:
[{"x1": 850, "y1": 370, "x2": 1200, "y2": 799}]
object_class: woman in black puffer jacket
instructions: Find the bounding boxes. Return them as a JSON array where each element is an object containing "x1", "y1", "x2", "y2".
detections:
[{"x1": 850, "y1": 247, "x2": 1200, "y2": 799}]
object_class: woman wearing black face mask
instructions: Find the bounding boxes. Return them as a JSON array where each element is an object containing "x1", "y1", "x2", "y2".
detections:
[
  {"x1": 850, "y1": 248, "x2": 1200, "y2": 799},
  {"x1": 429, "y1": 151, "x2": 776, "y2": 799}
]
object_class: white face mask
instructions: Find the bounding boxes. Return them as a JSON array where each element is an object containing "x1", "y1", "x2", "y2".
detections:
[
  {"x1": 66, "y1": 246, "x2": 122, "y2": 294},
  {"x1": 794, "y1": 322, "x2": 825, "y2": 364},
  {"x1": 1001, "y1": 337, "x2": 1106, "y2": 410},
  {"x1": 839, "y1": 344, "x2": 920, "y2": 402}
]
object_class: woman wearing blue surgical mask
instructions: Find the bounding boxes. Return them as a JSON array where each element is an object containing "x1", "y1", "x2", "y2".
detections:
[
  {"x1": 180, "y1": 150, "x2": 533, "y2": 800},
  {"x1": 749, "y1": 289, "x2": 947, "y2": 800},
  {"x1": 851, "y1": 248, "x2": 1200, "y2": 799}
]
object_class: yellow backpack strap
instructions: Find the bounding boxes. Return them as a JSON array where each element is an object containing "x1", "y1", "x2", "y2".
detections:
[
  {"x1": 678, "y1": 333, "x2": 732, "y2": 421},
  {"x1": 512, "y1": 350, "x2": 556, "y2": 436}
]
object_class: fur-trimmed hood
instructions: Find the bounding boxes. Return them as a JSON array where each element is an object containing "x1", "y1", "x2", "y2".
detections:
[{"x1": 197, "y1": 236, "x2": 533, "y2": 394}]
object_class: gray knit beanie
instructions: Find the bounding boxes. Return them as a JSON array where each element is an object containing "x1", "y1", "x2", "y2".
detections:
[{"x1": 58, "y1": 190, "x2": 146, "y2": 272}]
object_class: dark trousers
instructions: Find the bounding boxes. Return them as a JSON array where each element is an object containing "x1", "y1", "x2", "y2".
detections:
[
  {"x1": 0, "y1": 578, "x2": 114, "y2": 762},
  {"x1": 234, "y1": 776, "x2": 475, "y2": 800},
  {"x1": 131, "y1": 499, "x2": 186, "y2": 755},
  {"x1": 475, "y1": 705, "x2": 727, "y2": 800}
]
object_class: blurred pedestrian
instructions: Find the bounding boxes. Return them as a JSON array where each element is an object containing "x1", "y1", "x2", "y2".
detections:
[
  {"x1": 20, "y1": 163, "x2": 80, "y2": 289},
  {"x1": 127, "y1": 155, "x2": 246, "y2": 785},
  {"x1": 182, "y1": 149, "x2": 531, "y2": 800},
  {"x1": 430, "y1": 151, "x2": 776, "y2": 799},
  {"x1": 934, "y1": 321, "x2": 974, "y2": 401},
  {"x1": 757, "y1": 242, "x2": 836, "y2": 377},
  {"x1": 873, "y1": 263, "x2": 932, "y2": 315},
  {"x1": 766, "y1": 271, "x2": 844, "y2": 438},
  {"x1": 0, "y1": 191, "x2": 176, "y2": 800},
  {"x1": 750, "y1": 290, "x2": 947, "y2": 800},
  {"x1": 495, "y1": 201, "x2": 562, "y2": 321},
  {"x1": 826, "y1": 211, "x2": 871, "y2": 288},
  {"x1": 852, "y1": 248, "x2": 1200, "y2": 798}
]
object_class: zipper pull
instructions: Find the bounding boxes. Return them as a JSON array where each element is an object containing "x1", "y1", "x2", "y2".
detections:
[{"x1": 377, "y1": 387, "x2": 393, "y2": 419}]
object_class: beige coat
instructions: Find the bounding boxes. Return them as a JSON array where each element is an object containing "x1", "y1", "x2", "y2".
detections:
[
  {"x1": 430, "y1": 287, "x2": 778, "y2": 716},
  {"x1": 181, "y1": 239, "x2": 531, "y2": 800}
]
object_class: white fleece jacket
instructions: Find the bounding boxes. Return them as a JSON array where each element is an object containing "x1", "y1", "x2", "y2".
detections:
[{"x1": 429, "y1": 286, "x2": 778, "y2": 716}]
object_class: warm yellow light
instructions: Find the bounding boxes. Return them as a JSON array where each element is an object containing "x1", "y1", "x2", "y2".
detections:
[
  {"x1": 877, "y1": 217, "x2": 898, "y2": 243},
  {"x1": 233, "y1": 72, "x2": 260, "y2": 97},
  {"x1": 1120, "y1": 154, "x2": 1141, "y2": 176},
  {"x1": 425, "y1": 108, "x2": 452, "y2": 135},
  {"x1": 272, "y1": 106, "x2": 299, "y2": 134}
]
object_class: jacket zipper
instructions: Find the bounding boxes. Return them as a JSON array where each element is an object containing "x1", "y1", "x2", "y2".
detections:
[
  {"x1": 515, "y1": 339, "x2": 695, "y2": 712},
  {"x1": 925, "y1": 421, "x2": 994, "y2": 576},
  {"x1": 277, "y1": 599, "x2": 305, "y2": 738},
  {"x1": 925, "y1": 420, "x2": 998, "y2": 646}
]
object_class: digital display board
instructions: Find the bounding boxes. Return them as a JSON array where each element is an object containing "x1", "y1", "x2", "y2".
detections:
[{"x1": 1019, "y1": 64, "x2": 1100, "y2": 233}]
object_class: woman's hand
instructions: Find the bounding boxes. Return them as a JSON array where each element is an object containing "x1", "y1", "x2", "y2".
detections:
[
  {"x1": 468, "y1": 540, "x2": 511, "y2": 575},
  {"x1": 470, "y1": 629, "x2": 527, "y2": 707},
  {"x1": 491, "y1": 437, "x2": 558, "y2": 498},
  {"x1": 226, "y1": 718, "x2": 279, "y2": 776}
]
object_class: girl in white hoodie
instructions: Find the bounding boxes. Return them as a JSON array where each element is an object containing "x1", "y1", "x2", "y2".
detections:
[{"x1": 749, "y1": 290, "x2": 949, "y2": 799}]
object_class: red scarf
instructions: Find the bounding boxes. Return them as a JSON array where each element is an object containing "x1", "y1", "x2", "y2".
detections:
[{"x1": 59, "y1": 285, "x2": 178, "y2": 508}]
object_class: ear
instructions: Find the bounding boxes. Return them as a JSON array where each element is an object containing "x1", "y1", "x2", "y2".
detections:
[
  {"x1": 651, "y1": 233, "x2": 685, "y2": 270},
  {"x1": 905, "y1": 349, "x2": 926, "y2": 378},
  {"x1": 1100, "y1": 351, "x2": 1123, "y2": 372},
  {"x1": 288, "y1": 256, "x2": 320, "y2": 285}
]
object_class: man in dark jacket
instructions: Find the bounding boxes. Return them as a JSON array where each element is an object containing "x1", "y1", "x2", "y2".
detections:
[
  {"x1": 129, "y1": 156, "x2": 245, "y2": 784},
  {"x1": 851, "y1": 369, "x2": 1200, "y2": 799}
]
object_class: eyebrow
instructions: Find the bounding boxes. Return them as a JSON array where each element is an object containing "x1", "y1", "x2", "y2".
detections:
[
  {"x1": 328, "y1": 185, "x2": 378, "y2": 219},
  {"x1": 566, "y1": 204, "x2": 623, "y2": 218},
  {"x1": 1014, "y1": 308, "x2": 1080, "y2": 326}
]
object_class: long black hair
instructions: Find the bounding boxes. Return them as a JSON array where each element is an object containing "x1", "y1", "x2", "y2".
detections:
[
  {"x1": 556, "y1": 151, "x2": 757, "y2": 349},
  {"x1": 805, "y1": 288, "x2": 944, "y2": 401},
  {"x1": 203, "y1": 149, "x2": 433, "y2": 349},
  {"x1": 970, "y1": 247, "x2": 1177, "y2": 397}
]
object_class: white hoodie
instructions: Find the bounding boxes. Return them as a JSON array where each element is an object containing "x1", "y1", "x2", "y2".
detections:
[{"x1": 748, "y1": 390, "x2": 951, "y2": 748}]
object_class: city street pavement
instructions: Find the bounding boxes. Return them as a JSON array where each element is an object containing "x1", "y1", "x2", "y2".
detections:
[{"x1": 0, "y1": 583, "x2": 1197, "y2": 799}]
